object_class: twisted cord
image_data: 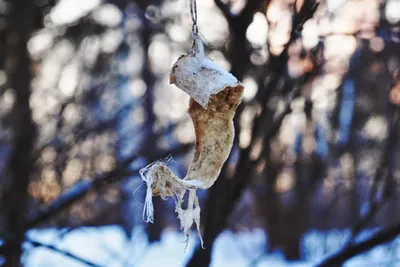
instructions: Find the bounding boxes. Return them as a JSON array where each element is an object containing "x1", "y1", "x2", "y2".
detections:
[{"x1": 189, "y1": 0, "x2": 198, "y2": 37}]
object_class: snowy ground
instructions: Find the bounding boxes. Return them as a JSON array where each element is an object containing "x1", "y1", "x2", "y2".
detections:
[{"x1": 23, "y1": 226, "x2": 400, "y2": 267}]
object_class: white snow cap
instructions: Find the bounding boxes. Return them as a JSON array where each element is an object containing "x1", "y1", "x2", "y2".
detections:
[{"x1": 170, "y1": 36, "x2": 240, "y2": 108}]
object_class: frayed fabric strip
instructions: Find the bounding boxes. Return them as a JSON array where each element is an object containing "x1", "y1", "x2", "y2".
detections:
[{"x1": 140, "y1": 160, "x2": 204, "y2": 247}]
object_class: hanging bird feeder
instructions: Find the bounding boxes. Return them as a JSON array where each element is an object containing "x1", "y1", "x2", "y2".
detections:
[{"x1": 140, "y1": 0, "x2": 244, "y2": 248}]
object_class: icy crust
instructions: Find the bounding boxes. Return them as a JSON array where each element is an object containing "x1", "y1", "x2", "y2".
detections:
[{"x1": 170, "y1": 37, "x2": 240, "y2": 108}]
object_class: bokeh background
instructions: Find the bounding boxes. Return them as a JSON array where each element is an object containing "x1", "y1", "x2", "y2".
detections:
[{"x1": 0, "y1": 0, "x2": 400, "y2": 266}]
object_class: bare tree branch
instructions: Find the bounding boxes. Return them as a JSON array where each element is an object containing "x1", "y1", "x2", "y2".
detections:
[
  {"x1": 347, "y1": 92, "x2": 400, "y2": 245},
  {"x1": 26, "y1": 142, "x2": 192, "y2": 229},
  {"x1": 26, "y1": 238, "x2": 104, "y2": 267},
  {"x1": 187, "y1": 1, "x2": 319, "y2": 265},
  {"x1": 25, "y1": 160, "x2": 134, "y2": 229},
  {"x1": 317, "y1": 222, "x2": 400, "y2": 267},
  {"x1": 214, "y1": 0, "x2": 232, "y2": 18}
]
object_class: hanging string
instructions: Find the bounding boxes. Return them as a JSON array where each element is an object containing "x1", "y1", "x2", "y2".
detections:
[
  {"x1": 189, "y1": 0, "x2": 198, "y2": 37},
  {"x1": 188, "y1": 0, "x2": 218, "y2": 52}
]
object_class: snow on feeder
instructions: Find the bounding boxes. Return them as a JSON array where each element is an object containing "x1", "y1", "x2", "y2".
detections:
[{"x1": 140, "y1": 36, "x2": 244, "y2": 247}]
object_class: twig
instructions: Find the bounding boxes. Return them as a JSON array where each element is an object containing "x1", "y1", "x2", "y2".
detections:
[{"x1": 26, "y1": 238, "x2": 104, "y2": 267}]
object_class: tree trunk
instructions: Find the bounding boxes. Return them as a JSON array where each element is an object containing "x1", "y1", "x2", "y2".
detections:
[{"x1": 0, "y1": 1, "x2": 37, "y2": 266}]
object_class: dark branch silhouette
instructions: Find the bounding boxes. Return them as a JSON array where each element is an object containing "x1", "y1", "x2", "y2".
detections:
[{"x1": 317, "y1": 222, "x2": 400, "y2": 267}]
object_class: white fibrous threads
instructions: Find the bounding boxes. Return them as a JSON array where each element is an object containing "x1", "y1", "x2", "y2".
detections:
[{"x1": 140, "y1": 37, "x2": 244, "y2": 248}]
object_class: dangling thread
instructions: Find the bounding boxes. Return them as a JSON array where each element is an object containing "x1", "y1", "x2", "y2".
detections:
[{"x1": 188, "y1": 0, "x2": 218, "y2": 53}]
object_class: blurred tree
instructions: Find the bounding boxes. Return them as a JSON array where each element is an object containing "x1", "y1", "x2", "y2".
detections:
[{"x1": 0, "y1": 0, "x2": 39, "y2": 265}]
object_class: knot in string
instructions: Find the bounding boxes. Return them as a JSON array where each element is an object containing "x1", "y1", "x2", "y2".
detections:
[{"x1": 189, "y1": 0, "x2": 198, "y2": 38}]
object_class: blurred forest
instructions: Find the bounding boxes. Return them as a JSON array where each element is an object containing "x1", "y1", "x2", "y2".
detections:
[{"x1": 0, "y1": 0, "x2": 400, "y2": 266}]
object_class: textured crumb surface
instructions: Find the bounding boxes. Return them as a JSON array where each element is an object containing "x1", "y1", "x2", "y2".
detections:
[{"x1": 184, "y1": 85, "x2": 244, "y2": 187}]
